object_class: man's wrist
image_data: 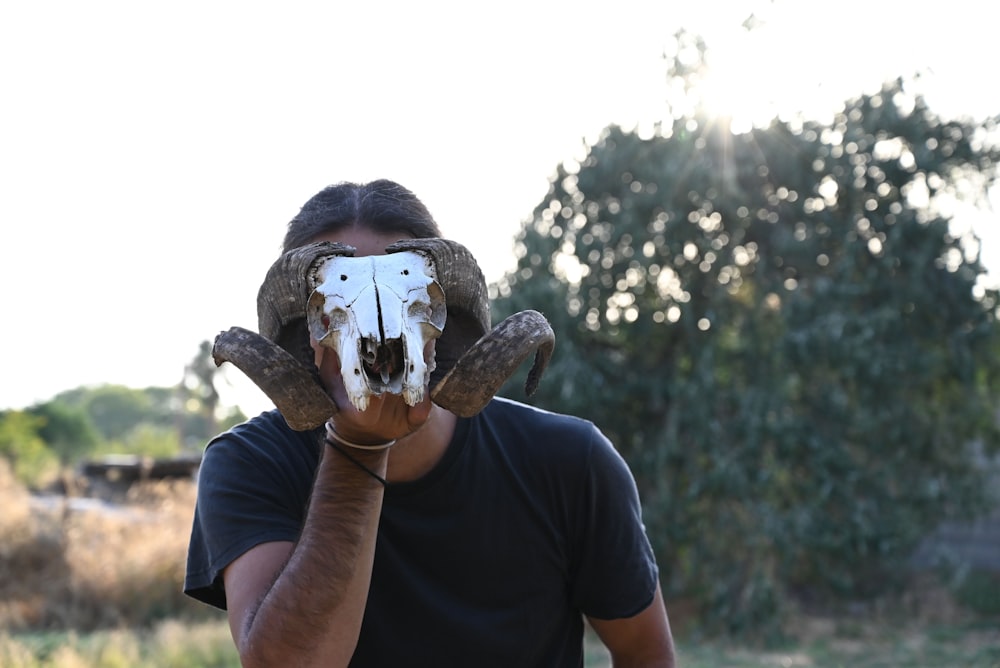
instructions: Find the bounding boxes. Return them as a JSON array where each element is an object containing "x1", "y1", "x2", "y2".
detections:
[
  {"x1": 325, "y1": 421, "x2": 396, "y2": 450},
  {"x1": 324, "y1": 432, "x2": 390, "y2": 486}
]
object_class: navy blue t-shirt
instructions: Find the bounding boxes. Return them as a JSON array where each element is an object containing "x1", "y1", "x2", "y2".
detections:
[{"x1": 185, "y1": 397, "x2": 658, "y2": 667}]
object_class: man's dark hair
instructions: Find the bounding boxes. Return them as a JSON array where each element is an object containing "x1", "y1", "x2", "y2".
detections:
[{"x1": 283, "y1": 179, "x2": 442, "y2": 252}]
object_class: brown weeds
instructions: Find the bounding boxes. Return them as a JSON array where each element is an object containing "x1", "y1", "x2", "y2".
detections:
[{"x1": 0, "y1": 461, "x2": 211, "y2": 632}]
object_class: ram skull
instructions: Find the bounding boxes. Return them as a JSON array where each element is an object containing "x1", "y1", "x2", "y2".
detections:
[
  {"x1": 212, "y1": 238, "x2": 555, "y2": 430},
  {"x1": 307, "y1": 251, "x2": 446, "y2": 412}
]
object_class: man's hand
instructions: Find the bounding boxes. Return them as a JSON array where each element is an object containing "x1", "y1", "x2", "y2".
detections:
[{"x1": 313, "y1": 341, "x2": 434, "y2": 444}]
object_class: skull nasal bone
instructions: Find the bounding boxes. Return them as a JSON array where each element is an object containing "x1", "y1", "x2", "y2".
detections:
[
  {"x1": 373, "y1": 279, "x2": 387, "y2": 346},
  {"x1": 367, "y1": 274, "x2": 400, "y2": 386}
]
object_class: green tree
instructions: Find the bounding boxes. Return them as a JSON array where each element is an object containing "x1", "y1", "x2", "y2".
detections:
[
  {"x1": 179, "y1": 339, "x2": 225, "y2": 442},
  {"x1": 108, "y1": 423, "x2": 184, "y2": 459},
  {"x1": 494, "y1": 37, "x2": 1000, "y2": 633},
  {"x1": 0, "y1": 410, "x2": 59, "y2": 487},
  {"x1": 42, "y1": 354, "x2": 245, "y2": 461},
  {"x1": 26, "y1": 401, "x2": 103, "y2": 463},
  {"x1": 54, "y1": 384, "x2": 154, "y2": 442}
]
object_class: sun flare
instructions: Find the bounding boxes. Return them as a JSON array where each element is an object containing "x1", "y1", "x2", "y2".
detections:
[
  {"x1": 694, "y1": 33, "x2": 787, "y2": 134},
  {"x1": 682, "y1": 7, "x2": 845, "y2": 134},
  {"x1": 697, "y1": 61, "x2": 764, "y2": 133}
]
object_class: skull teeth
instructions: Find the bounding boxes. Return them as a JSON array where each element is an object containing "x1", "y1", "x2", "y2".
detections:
[{"x1": 362, "y1": 339, "x2": 404, "y2": 388}]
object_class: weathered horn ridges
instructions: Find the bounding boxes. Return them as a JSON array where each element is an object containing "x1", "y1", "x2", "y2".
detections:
[
  {"x1": 213, "y1": 326, "x2": 336, "y2": 431},
  {"x1": 429, "y1": 310, "x2": 555, "y2": 418},
  {"x1": 256, "y1": 241, "x2": 357, "y2": 348}
]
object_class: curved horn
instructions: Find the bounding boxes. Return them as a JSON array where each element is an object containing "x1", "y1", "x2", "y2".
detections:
[
  {"x1": 211, "y1": 241, "x2": 356, "y2": 431},
  {"x1": 257, "y1": 241, "x2": 358, "y2": 361},
  {"x1": 429, "y1": 310, "x2": 555, "y2": 418},
  {"x1": 212, "y1": 326, "x2": 338, "y2": 431},
  {"x1": 386, "y1": 239, "x2": 555, "y2": 417}
]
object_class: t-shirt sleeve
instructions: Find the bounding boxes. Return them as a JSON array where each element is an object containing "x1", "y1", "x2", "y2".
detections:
[
  {"x1": 184, "y1": 426, "x2": 312, "y2": 610},
  {"x1": 569, "y1": 426, "x2": 659, "y2": 620}
]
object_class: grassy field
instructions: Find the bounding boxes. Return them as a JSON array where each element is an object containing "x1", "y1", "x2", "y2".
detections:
[
  {"x1": 673, "y1": 622, "x2": 1000, "y2": 667},
  {"x1": 0, "y1": 621, "x2": 239, "y2": 667},
  {"x1": 585, "y1": 619, "x2": 1000, "y2": 668},
  {"x1": 1, "y1": 617, "x2": 997, "y2": 667},
  {"x1": 1, "y1": 460, "x2": 997, "y2": 667}
]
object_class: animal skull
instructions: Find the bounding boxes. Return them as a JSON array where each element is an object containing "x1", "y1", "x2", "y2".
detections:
[
  {"x1": 306, "y1": 251, "x2": 447, "y2": 411},
  {"x1": 212, "y1": 238, "x2": 554, "y2": 430}
]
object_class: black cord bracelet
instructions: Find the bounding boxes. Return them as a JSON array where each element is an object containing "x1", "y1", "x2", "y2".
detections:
[{"x1": 326, "y1": 438, "x2": 388, "y2": 487}]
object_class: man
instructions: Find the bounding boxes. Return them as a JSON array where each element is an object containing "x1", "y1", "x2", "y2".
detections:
[{"x1": 185, "y1": 179, "x2": 675, "y2": 667}]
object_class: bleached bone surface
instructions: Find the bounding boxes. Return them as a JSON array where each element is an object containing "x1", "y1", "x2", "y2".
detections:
[{"x1": 306, "y1": 251, "x2": 446, "y2": 411}]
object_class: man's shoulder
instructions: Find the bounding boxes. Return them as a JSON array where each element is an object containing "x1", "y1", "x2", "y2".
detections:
[
  {"x1": 475, "y1": 397, "x2": 609, "y2": 463},
  {"x1": 203, "y1": 409, "x2": 319, "y2": 470},
  {"x1": 482, "y1": 396, "x2": 594, "y2": 431},
  {"x1": 210, "y1": 409, "x2": 306, "y2": 443}
]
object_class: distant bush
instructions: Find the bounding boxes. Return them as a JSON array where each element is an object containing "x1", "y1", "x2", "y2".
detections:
[
  {"x1": 0, "y1": 380, "x2": 249, "y2": 488},
  {"x1": 26, "y1": 401, "x2": 102, "y2": 463},
  {"x1": 104, "y1": 424, "x2": 184, "y2": 460},
  {"x1": 953, "y1": 570, "x2": 1000, "y2": 617},
  {"x1": 0, "y1": 412, "x2": 60, "y2": 488}
]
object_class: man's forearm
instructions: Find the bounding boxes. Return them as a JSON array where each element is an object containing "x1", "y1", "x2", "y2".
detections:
[{"x1": 237, "y1": 443, "x2": 386, "y2": 668}]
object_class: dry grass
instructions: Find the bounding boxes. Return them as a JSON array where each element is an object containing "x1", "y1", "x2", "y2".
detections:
[
  {"x1": 0, "y1": 460, "x2": 211, "y2": 632},
  {"x1": 0, "y1": 619, "x2": 238, "y2": 667},
  {"x1": 2, "y1": 459, "x2": 997, "y2": 667}
]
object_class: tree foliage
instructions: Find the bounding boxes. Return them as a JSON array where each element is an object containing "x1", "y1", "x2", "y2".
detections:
[
  {"x1": 1, "y1": 342, "x2": 247, "y2": 483},
  {"x1": 25, "y1": 401, "x2": 102, "y2": 463},
  {"x1": 53, "y1": 384, "x2": 161, "y2": 443},
  {"x1": 493, "y1": 40, "x2": 1000, "y2": 632},
  {"x1": 0, "y1": 411, "x2": 59, "y2": 487},
  {"x1": 180, "y1": 339, "x2": 224, "y2": 441}
]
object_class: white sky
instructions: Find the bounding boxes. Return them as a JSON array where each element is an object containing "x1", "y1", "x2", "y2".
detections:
[{"x1": 2, "y1": 0, "x2": 998, "y2": 416}]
